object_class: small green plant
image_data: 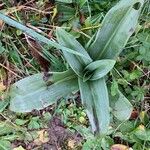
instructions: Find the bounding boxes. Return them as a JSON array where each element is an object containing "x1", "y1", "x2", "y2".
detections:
[{"x1": 0, "y1": 0, "x2": 144, "y2": 135}]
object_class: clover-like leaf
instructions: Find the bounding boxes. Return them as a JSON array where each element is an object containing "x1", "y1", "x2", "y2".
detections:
[{"x1": 110, "y1": 90, "x2": 133, "y2": 121}]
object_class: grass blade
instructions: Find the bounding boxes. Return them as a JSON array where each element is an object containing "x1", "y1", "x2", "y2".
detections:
[{"x1": 0, "y1": 13, "x2": 89, "y2": 59}]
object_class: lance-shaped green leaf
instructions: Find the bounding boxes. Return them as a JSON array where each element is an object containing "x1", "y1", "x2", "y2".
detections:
[
  {"x1": 56, "y1": 28, "x2": 92, "y2": 77},
  {"x1": 83, "y1": 59, "x2": 116, "y2": 81},
  {"x1": 88, "y1": 0, "x2": 144, "y2": 60},
  {"x1": 78, "y1": 77, "x2": 109, "y2": 135},
  {"x1": 110, "y1": 90, "x2": 133, "y2": 121},
  {"x1": 0, "y1": 13, "x2": 89, "y2": 59},
  {"x1": 9, "y1": 70, "x2": 78, "y2": 112}
]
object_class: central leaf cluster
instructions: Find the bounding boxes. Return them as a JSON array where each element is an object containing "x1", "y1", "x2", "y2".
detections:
[
  {"x1": 81, "y1": 59, "x2": 116, "y2": 82},
  {"x1": 2, "y1": 0, "x2": 143, "y2": 135}
]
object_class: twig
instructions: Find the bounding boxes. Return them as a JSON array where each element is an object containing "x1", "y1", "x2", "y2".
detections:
[{"x1": 0, "y1": 63, "x2": 22, "y2": 78}]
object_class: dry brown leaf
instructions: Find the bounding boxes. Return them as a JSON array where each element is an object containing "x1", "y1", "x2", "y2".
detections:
[
  {"x1": 25, "y1": 35, "x2": 50, "y2": 72},
  {"x1": 111, "y1": 144, "x2": 129, "y2": 150},
  {"x1": 34, "y1": 130, "x2": 49, "y2": 145},
  {"x1": 13, "y1": 146, "x2": 26, "y2": 150},
  {"x1": 0, "y1": 82, "x2": 6, "y2": 92},
  {"x1": 138, "y1": 124, "x2": 145, "y2": 130},
  {"x1": 68, "y1": 139, "x2": 76, "y2": 149},
  {"x1": 0, "y1": 20, "x2": 3, "y2": 28},
  {"x1": 144, "y1": 22, "x2": 150, "y2": 29},
  {"x1": 130, "y1": 109, "x2": 139, "y2": 120}
]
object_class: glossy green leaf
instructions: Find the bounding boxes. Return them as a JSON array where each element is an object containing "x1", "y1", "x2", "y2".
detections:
[
  {"x1": 110, "y1": 90, "x2": 133, "y2": 121},
  {"x1": 0, "y1": 13, "x2": 89, "y2": 59},
  {"x1": 0, "y1": 122, "x2": 16, "y2": 136},
  {"x1": 57, "y1": 5, "x2": 75, "y2": 22},
  {"x1": 15, "y1": 119, "x2": 28, "y2": 126},
  {"x1": 9, "y1": 70, "x2": 78, "y2": 112},
  {"x1": 83, "y1": 59, "x2": 116, "y2": 81},
  {"x1": 0, "y1": 140, "x2": 11, "y2": 150},
  {"x1": 133, "y1": 128, "x2": 150, "y2": 141},
  {"x1": 78, "y1": 77, "x2": 109, "y2": 134},
  {"x1": 88, "y1": 0, "x2": 144, "y2": 60},
  {"x1": 56, "y1": 27, "x2": 92, "y2": 77}
]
